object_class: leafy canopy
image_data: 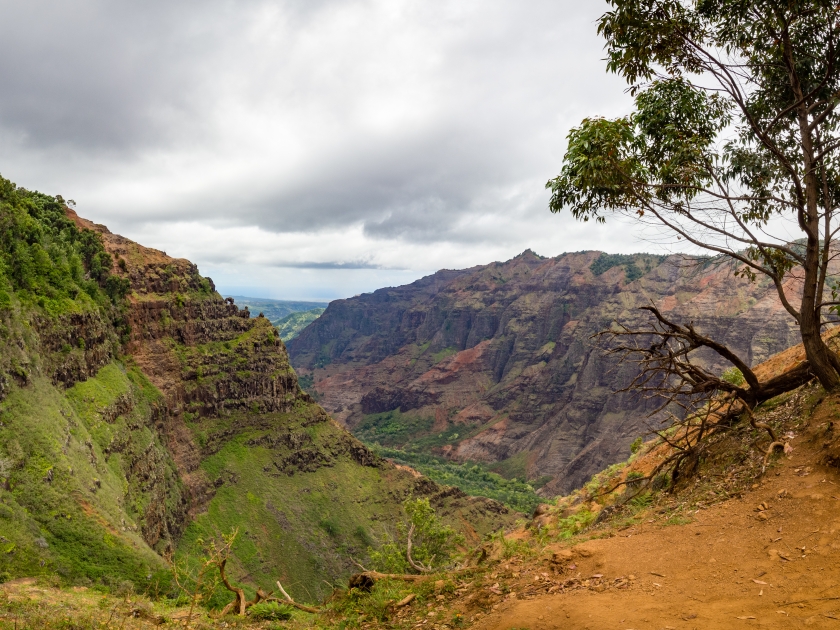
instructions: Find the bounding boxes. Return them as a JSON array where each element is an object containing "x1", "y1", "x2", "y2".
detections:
[
  {"x1": 0, "y1": 174, "x2": 130, "y2": 311},
  {"x1": 547, "y1": 0, "x2": 840, "y2": 389},
  {"x1": 548, "y1": 1, "x2": 840, "y2": 278}
]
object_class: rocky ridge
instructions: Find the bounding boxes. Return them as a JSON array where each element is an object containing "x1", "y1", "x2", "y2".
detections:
[
  {"x1": 289, "y1": 250, "x2": 805, "y2": 493},
  {"x1": 0, "y1": 185, "x2": 515, "y2": 602}
]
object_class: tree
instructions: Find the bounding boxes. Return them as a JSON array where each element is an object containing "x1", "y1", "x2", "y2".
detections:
[
  {"x1": 368, "y1": 498, "x2": 463, "y2": 575},
  {"x1": 547, "y1": 0, "x2": 840, "y2": 393}
]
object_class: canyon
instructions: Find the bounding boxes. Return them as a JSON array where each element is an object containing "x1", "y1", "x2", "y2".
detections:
[
  {"x1": 289, "y1": 249, "x2": 804, "y2": 493},
  {"x1": 0, "y1": 182, "x2": 514, "y2": 602}
]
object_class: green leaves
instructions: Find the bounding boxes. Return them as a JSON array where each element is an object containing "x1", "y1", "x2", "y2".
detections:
[
  {"x1": 368, "y1": 498, "x2": 463, "y2": 574},
  {"x1": 547, "y1": 78, "x2": 729, "y2": 221},
  {"x1": 546, "y1": 116, "x2": 642, "y2": 223},
  {"x1": 635, "y1": 78, "x2": 730, "y2": 198},
  {"x1": 598, "y1": 0, "x2": 704, "y2": 87},
  {"x1": 0, "y1": 174, "x2": 127, "y2": 308}
]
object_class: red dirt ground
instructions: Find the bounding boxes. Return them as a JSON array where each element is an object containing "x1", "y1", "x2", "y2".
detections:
[{"x1": 475, "y1": 398, "x2": 840, "y2": 629}]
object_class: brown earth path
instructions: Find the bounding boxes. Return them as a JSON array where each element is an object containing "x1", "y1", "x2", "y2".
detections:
[{"x1": 477, "y1": 412, "x2": 840, "y2": 629}]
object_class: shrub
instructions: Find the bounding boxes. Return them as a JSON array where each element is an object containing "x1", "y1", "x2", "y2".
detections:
[
  {"x1": 721, "y1": 367, "x2": 745, "y2": 386},
  {"x1": 248, "y1": 601, "x2": 293, "y2": 621},
  {"x1": 0, "y1": 175, "x2": 129, "y2": 306},
  {"x1": 368, "y1": 498, "x2": 463, "y2": 574}
]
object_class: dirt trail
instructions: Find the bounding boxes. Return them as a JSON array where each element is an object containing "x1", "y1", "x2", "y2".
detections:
[{"x1": 477, "y1": 412, "x2": 840, "y2": 629}]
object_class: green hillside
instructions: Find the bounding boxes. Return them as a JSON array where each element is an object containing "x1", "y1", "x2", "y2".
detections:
[
  {"x1": 224, "y1": 296, "x2": 327, "y2": 322},
  {"x1": 0, "y1": 175, "x2": 516, "y2": 603},
  {"x1": 275, "y1": 307, "x2": 325, "y2": 341}
]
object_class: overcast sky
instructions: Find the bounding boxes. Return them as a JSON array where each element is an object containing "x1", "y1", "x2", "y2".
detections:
[{"x1": 0, "y1": 0, "x2": 643, "y2": 301}]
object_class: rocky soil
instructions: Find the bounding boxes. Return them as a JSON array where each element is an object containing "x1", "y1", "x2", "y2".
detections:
[
  {"x1": 471, "y1": 394, "x2": 840, "y2": 629},
  {"x1": 290, "y1": 250, "x2": 805, "y2": 493}
]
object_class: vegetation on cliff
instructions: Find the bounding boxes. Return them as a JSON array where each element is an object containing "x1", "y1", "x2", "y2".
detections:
[
  {"x1": 7, "y1": 341, "x2": 840, "y2": 629},
  {"x1": 289, "y1": 249, "x2": 803, "y2": 493},
  {"x1": 371, "y1": 446, "x2": 547, "y2": 514},
  {"x1": 275, "y1": 307, "x2": 325, "y2": 341},
  {"x1": 0, "y1": 175, "x2": 516, "y2": 609}
]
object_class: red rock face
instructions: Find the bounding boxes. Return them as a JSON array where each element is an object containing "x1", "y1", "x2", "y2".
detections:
[{"x1": 290, "y1": 250, "x2": 807, "y2": 494}]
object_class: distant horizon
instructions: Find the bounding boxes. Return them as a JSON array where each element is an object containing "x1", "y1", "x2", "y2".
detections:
[
  {"x1": 222, "y1": 294, "x2": 331, "y2": 305},
  {"x1": 216, "y1": 247, "x2": 684, "y2": 303}
]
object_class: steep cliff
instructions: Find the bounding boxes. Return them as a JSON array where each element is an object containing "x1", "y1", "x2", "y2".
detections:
[
  {"x1": 0, "y1": 178, "x2": 515, "y2": 600},
  {"x1": 289, "y1": 250, "x2": 803, "y2": 493}
]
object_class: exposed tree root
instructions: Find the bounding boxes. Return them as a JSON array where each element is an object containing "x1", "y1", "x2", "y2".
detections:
[
  {"x1": 744, "y1": 403, "x2": 778, "y2": 442},
  {"x1": 218, "y1": 558, "x2": 266, "y2": 616},
  {"x1": 591, "y1": 303, "x2": 815, "y2": 489}
]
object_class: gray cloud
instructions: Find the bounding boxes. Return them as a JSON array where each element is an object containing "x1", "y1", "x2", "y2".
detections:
[
  {"x1": 0, "y1": 0, "x2": 637, "y2": 298},
  {"x1": 270, "y1": 260, "x2": 393, "y2": 270}
]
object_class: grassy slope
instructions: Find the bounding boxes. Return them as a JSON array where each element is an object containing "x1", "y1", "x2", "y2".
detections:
[
  {"x1": 11, "y1": 380, "x2": 840, "y2": 630},
  {"x1": 0, "y1": 178, "x2": 516, "y2": 601},
  {"x1": 0, "y1": 366, "x2": 174, "y2": 586},
  {"x1": 275, "y1": 308, "x2": 325, "y2": 341},
  {"x1": 177, "y1": 399, "x2": 512, "y2": 605}
]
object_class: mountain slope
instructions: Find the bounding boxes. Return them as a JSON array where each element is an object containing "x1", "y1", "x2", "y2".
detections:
[
  {"x1": 0, "y1": 178, "x2": 515, "y2": 600},
  {"x1": 289, "y1": 250, "x2": 804, "y2": 493},
  {"x1": 276, "y1": 307, "x2": 326, "y2": 341},
  {"x1": 224, "y1": 296, "x2": 326, "y2": 324}
]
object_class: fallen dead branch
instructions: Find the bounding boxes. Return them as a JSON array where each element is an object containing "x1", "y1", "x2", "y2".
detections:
[
  {"x1": 271, "y1": 581, "x2": 322, "y2": 614},
  {"x1": 348, "y1": 567, "x2": 475, "y2": 590},
  {"x1": 593, "y1": 302, "x2": 814, "y2": 488}
]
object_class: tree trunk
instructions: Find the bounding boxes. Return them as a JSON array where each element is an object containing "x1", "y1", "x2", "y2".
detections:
[
  {"x1": 799, "y1": 216, "x2": 839, "y2": 390},
  {"x1": 786, "y1": 26, "x2": 840, "y2": 392}
]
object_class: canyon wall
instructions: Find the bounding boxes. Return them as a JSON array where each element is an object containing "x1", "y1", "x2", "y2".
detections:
[
  {"x1": 0, "y1": 185, "x2": 514, "y2": 601},
  {"x1": 289, "y1": 250, "x2": 802, "y2": 493}
]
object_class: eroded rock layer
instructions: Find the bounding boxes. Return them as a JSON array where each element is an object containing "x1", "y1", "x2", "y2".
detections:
[
  {"x1": 0, "y1": 193, "x2": 515, "y2": 602},
  {"x1": 289, "y1": 250, "x2": 803, "y2": 493}
]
